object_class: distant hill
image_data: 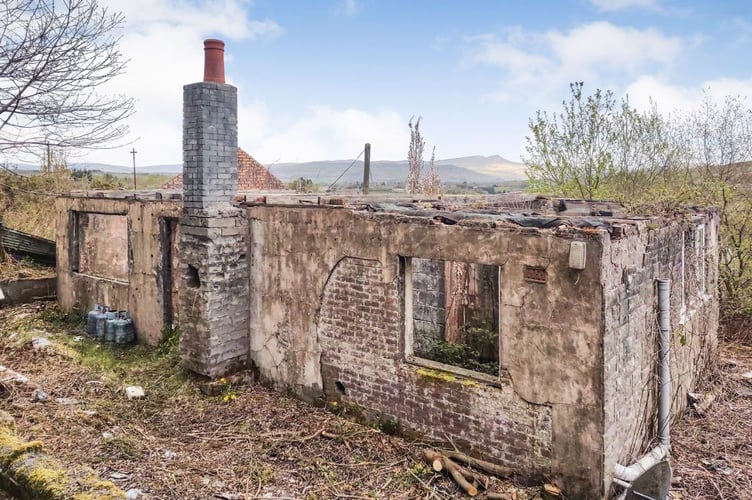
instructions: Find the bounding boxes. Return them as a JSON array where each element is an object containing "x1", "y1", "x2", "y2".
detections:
[
  {"x1": 269, "y1": 156, "x2": 526, "y2": 184},
  {"x1": 63, "y1": 155, "x2": 526, "y2": 184},
  {"x1": 435, "y1": 155, "x2": 527, "y2": 180}
]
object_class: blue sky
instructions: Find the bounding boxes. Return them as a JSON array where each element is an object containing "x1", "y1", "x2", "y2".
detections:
[{"x1": 85, "y1": 0, "x2": 752, "y2": 166}]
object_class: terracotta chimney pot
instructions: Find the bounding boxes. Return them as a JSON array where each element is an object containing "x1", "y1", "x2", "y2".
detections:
[{"x1": 203, "y1": 39, "x2": 225, "y2": 84}]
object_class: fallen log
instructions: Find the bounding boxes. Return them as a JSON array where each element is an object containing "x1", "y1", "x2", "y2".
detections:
[
  {"x1": 444, "y1": 450, "x2": 514, "y2": 478},
  {"x1": 422, "y1": 448, "x2": 479, "y2": 496},
  {"x1": 443, "y1": 456, "x2": 478, "y2": 497},
  {"x1": 454, "y1": 462, "x2": 490, "y2": 490},
  {"x1": 0, "y1": 410, "x2": 125, "y2": 499},
  {"x1": 422, "y1": 448, "x2": 443, "y2": 472}
]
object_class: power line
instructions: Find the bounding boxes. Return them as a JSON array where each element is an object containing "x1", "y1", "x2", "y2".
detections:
[{"x1": 326, "y1": 149, "x2": 364, "y2": 192}]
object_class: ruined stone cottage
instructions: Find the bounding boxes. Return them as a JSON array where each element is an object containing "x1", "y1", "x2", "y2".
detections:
[{"x1": 54, "y1": 40, "x2": 718, "y2": 498}]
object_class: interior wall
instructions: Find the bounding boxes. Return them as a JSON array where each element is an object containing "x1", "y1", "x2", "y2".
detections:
[
  {"x1": 55, "y1": 197, "x2": 182, "y2": 345},
  {"x1": 74, "y1": 212, "x2": 129, "y2": 281}
]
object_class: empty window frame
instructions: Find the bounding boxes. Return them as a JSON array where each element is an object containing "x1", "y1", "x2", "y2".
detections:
[
  {"x1": 70, "y1": 211, "x2": 129, "y2": 282},
  {"x1": 404, "y1": 257, "x2": 500, "y2": 378}
]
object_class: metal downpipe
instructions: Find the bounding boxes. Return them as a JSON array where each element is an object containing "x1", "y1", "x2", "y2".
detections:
[{"x1": 613, "y1": 279, "x2": 672, "y2": 492}]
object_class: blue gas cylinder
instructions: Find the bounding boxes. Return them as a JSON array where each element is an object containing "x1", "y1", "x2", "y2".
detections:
[
  {"x1": 95, "y1": 307, "x2": 109, "y2": 340},
  {"x1": 104, "y1": 311, "x2": 117, "y2": 342},
  {"x1": 86, "y1": 304, "x2": 103, "y2": 336},
  {"x1": 112, "y1": 311, "x2": 136, "y2": 345}
]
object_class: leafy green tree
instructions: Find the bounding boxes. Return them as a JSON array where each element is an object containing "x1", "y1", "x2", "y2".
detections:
[
  {"x1": 525, "y1": 83, "x2": 752, "y2": 320},
  {"x1": 524, "y1": 82, "x2": 686, "y2": 200}
]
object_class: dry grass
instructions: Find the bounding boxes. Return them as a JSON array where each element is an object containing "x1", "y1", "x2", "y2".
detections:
[
  {"x1": 0, "y1": 254, "x2": 55, "y2": 281},
  {"x1": 671, "y1": 342, "x2": 752, "y2": 499},
  {"x1": 0, "y1": 303, "x2": 539, "y2": 500},
  {"x1": 0, "y1": 170, "x2": 74, "y2": 239},
  {"x1": 4, "y1": 302, "x2": 747, "y2": 499}
]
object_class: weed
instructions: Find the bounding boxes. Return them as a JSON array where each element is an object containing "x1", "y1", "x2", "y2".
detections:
[
  {"x1": 156, "y1": 324, "x2": 180, "y2": 360},
  {"x1": 218, "y1": 377, "x2": 238, "y2": 403},
  {"x1": 428, "y1": 341, "x2": 499, "y2": 376}
]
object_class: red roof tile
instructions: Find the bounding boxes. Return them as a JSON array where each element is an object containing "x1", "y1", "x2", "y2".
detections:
[{"x1": 161, "y1": 148, "x2": 285, "y2": 191}]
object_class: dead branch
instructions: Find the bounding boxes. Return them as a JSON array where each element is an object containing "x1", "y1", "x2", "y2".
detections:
[
  {"x1": 454, "y1": 462, "x2": 489, "y2": 490},
  {"x1": 422, "y1": 449, "x2": 478, "y2": 496},
  {"x1": 444, "y1": 450, "x2": 514, "y2": 478},
  {"x1": 486, "y1": 492, "x2": 514, "y2": 500},
  {"x1": 321, "y1": 430, "x2": 339, "y2": 440},
  {"x1": 442, "y1": 456, "x2": 477, "y2": 497},
  {"x1": 422, "y1": 448, "x2": 443, "y2": 472}
]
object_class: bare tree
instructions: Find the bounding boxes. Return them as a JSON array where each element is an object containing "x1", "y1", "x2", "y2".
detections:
[
  {"x1": 422, "y1": 146, "x2": 442, "y2": 196},
  {"x1": 407, "y1": 116, "x2": 442, "y2": 195},
  {"x1": 0, "y1": 0, "x2": 134, "y2": 159},
  {"x1": 686, "y1": 93, "x2": 752, "y2": 315},
  {"x1": 407, "y1": 116, "x2": 424, "y2": 194}
]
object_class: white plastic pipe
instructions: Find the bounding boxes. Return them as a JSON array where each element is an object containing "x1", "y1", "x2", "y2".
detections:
[
  {"x1": 613, "y1": 279, "x2": 672, "y2": 486},
  {"x1": 614, "y1": 444, "x2": 669, "y2": 483}
]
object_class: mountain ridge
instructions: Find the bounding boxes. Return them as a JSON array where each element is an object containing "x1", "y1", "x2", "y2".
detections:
[{"x1": 7, "y1": 155, "x2": 527, "y2": 184}]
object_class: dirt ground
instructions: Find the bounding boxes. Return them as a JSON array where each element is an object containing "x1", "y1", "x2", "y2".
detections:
[
  {"x1": 0, "y1": 302, "x2": 750, "y2": 499},
  {"x1": 671, "y1": 341, "x2": 752, "y2": 499}
]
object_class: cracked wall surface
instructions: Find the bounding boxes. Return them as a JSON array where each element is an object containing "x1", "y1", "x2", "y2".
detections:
[{"x1": 246, "y1": 204, "x2": 605, "y2": 498}]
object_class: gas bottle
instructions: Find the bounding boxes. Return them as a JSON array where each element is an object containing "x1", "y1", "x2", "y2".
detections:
[
  {"x1": 86, "y1": 304, "x2": 103, "y2": 336},
  {"x1": 112, "y1": 311, "x2": 136, "y2": 345},
  {"x1": 104, "y1": 311, "x2": 117, "y2": 343},
  {"x1": 95, "y1": 307, "x2": 109, "y2": 340}
]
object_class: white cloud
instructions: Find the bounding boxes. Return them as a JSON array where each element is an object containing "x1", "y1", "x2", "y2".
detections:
[
  {"x1": 549, "y1": 22, "x2": 682, "y2": 75},
  {"x1": 626, "y1": 75, "x2": 752, "y2": 114},
  {"x1": 81, "y1": 0, "x2": 281, "y2": 166},
  {"x1": 237, "y1": 105, "x2": 406, "y2": 164},
  {"x1": 589, "y1": 0, "x2": 661, "y2": 12},
  {"x1": 469, "y1": 21, "x2": 685, "y2": 102}
]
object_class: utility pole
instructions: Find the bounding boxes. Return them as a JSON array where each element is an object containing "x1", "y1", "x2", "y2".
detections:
[
  {"x1": 362, "y1": 143, "x2": 371, "y2": 195},
  {"x1": 130, "y1": 148, "x2": 137, "y2": 190}
]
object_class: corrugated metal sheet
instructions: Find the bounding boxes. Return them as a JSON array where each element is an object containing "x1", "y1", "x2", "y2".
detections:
[{"x1": 0, "y1": 222, "x2": 56, "y2": 266}]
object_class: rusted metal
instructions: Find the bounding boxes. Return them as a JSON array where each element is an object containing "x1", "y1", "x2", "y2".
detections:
[{"x1": 0, "y1": 222, "x2": 55, "y2": 266}]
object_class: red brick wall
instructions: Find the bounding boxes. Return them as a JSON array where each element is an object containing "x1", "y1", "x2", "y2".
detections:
[
  {"x1": 160, "y1": 149, "x2": 285, "y2": 191},
  {"x1": 237, "y1": 148, "x2": 285, "y2": 190},
  {"x1": 318, "y1": 256, "x2": 553, "y2": 474}
]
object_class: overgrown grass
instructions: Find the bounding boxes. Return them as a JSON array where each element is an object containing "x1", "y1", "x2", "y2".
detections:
[
  {"x1": 0, "y1": 255, "x2": 55, "y2": 280},
  {"x1": 0, "y1": 170, "x2": 173, "y2": 240},
  {"x1": 109, "y1": 173, "x2": 173, "y2": 190},
  {"x1": 0, "y1": 170, "x2": 80, "y2": 239},
  {"x1": 11, "y1": 303, "x2": 193, "y2": 398}
]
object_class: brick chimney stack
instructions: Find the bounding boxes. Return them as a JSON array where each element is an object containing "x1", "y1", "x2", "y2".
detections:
[
  {"x1": 182, "y1": 38, "x2": 238, "y2": 211},
  {"x1": 179, "y1": 40, "x2": 249, "y2": 378}
]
